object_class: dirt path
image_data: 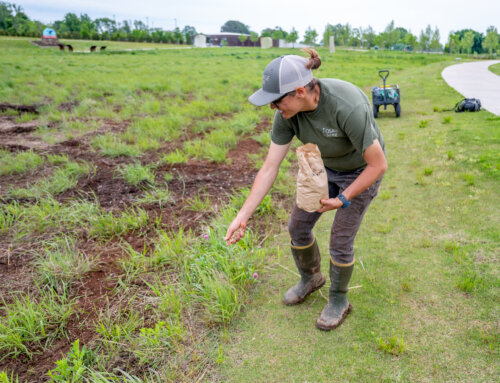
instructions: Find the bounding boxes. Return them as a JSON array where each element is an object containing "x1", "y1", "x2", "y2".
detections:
[{"x1": 441, "y1": 60, "x2": 500, "y2": 115}]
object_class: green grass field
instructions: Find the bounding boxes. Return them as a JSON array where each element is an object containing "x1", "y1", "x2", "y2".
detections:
[
  {"x1": 489, "y1": 62, "x2": 500, "y2": 75},
  {"x1": 0, "y1": 37, "x2": 498, "y2": 382},
  {"x1": 219, "y1": 58, "x2": 500, "y2": 383}
]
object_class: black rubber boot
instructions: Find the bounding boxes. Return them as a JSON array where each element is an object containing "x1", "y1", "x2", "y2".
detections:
[
  {"x1": 283, "y1": 237, "x2": 326, "y2": 305},
  {"x1": 316, "y1": 261, "x2": 354, "y2": 331}
]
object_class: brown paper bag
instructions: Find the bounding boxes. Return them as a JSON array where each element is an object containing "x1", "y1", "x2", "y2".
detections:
[{"x1": 296, "y1": 143, "x2": 329, "y2": 212}]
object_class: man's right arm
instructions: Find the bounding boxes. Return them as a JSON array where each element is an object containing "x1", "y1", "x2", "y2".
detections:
[{"x1": 225, "y1": 141, "x2": 291, "y2": 245}]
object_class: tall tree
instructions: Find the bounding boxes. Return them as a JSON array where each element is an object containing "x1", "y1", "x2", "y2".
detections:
[
  {"x1": 323, "y1": 24, "x2": 351, "y2": 46},
  {"x1": 453, "y1": 29, "x2": 484, "y2": 54},
  {"x1": 63, "y1": 13, "x2": 80, "y2": 33},
  {"x1": 429, "y1": 27, "x2": 442, "y2": 51},
  {"x1": 78, "y1": 13, "x2": 95, "y2": 40},
  {"x1": 303, "y1": 26, "x2": 318, "y2": 45},
  {"x1": 121, "y1": 20, "x2": 131, "y2": 34},
  {"x1": 349, "y1": 27, "x2": 361, "y2": 46},
  {"x1": 446, "y1": 32, "x2": 460, "y2": 54},
  {"x1": 151, "y1": 28, "x2": 163, "y2": 43},
  {"x1": 172, "y1": 27, "x2": 183, "y2": 44},
  {"x1": 220, "y1": 20, "x2": 250, "y2": 34},
  {"x1": 260, "y1": 26, "x2": 286, "y2": 40},
  {"x1": 461, "y1": 30, "x2": 475, "y2": 55},
  {"x1": 361, "y1": 26, "x2": 376, "y2": 48},
  {"x1": 182, "y1": 25, "x2": 196, "y2": 44},
  {"x1": 384, "y1": 20, "x2": 399, "y2": 48},
  {"x1": 271, "y1": 29, "x2": 284, "y2": 40},
  {"x1": 483, "y1": 26, "x2": 499, "y2": 55},
  {"x1": 418, "y1": 25, "x2": 432, "y2": 51},
  {"x1": 285, "y1": 27, "x2": 299, "y2": 47},
  {"x1": 404, "y1": 32, "x2": 418, "y2": 50},
  {"x1": 0, "y1": 2, "x2": 14, "y2": 31},
  {"x1": 260, "y1": 28, "x2": 272, "y2": 38},
  {"x1": 10, "y1": 4, "x2": 29, "y2": 35},
  {"x1": 250, "y1": 31, "x2": 259, "y2": 43},
  {"x1": 95, "y1": 18, "x2": 115, "y2": 34}
]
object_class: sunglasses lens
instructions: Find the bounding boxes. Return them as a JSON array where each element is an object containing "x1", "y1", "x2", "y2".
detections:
[{"x1": 273, "y1": 94, "x2": 286, "y2": 107}]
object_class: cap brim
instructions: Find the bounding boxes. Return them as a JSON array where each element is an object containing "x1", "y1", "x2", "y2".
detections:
[{"x1": 248, "y1": 88, "x2": 283, "y2": 107}]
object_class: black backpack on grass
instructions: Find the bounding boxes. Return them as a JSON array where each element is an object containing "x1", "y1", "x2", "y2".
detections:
[{"x1": 454, "y1": 98, "x2": 481, "y2": 112}]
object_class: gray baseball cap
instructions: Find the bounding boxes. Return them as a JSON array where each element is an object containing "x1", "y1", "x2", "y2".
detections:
[{"x1": 249, "y1": 55, "x2": 313, "y2": 106}]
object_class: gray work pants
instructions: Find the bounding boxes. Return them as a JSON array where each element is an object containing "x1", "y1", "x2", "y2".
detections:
[{"x1": 288, "y1": 167, "x2": 382, "y2": 265}]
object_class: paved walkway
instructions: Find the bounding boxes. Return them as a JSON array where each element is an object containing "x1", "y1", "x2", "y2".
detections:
[{"x1": 442, "y1": 60, "x2": 500, "y2": 115}]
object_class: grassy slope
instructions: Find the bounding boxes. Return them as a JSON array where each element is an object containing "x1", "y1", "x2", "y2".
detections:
[
  {"x1": 489, "y1": 63, "x2": 500, "y2": 76},
  {"x1": 218, "y1": 54, "x2": 499, "y2": 382}
]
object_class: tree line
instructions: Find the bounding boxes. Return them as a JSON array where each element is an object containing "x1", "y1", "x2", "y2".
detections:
[
  {"x1": 224, "y1": 20, "x2": 499, "y2": 54},
  {"x1": 0, "y1": 2, "x2": 197, "y2": 44},
  {"x1": 1, "y1": 2, "x2": 498, "y2": 54}
]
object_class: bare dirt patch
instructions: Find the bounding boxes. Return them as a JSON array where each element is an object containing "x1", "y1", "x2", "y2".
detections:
[
  {"x1": 0, "y1": 103, "x2": 40, "y2": 114},
  {"x1": 0, "y1": 118, "x2": 38, "y2": 134},
  {"x1": 0, "y1": 115, "x2": 50, "y2": 151}
]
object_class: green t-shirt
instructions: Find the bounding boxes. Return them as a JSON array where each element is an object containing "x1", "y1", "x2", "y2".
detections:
[{"x1": 271, "y1": 78, "x2": 385, "y2": 172}]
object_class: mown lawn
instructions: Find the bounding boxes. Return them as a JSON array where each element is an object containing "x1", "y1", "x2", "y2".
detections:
[
  {"x1": 489, "y1": 62, "x2": 500, "y2": 75},
  {"x1": 218, "y1": 53, "x2": 499, "y2": 382}
]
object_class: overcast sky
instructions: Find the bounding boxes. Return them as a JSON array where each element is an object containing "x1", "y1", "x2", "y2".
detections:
[{"x1": 17, "y1": 0, "x2": 499, "y2": 44}]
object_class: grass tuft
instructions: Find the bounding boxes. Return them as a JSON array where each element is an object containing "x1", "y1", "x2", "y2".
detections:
[
  {"x1": 377, "y1": 335, "x2": 407, "y2": 355},
  {"x1": 35, "y1": 236, "x2": 96, "y2": 291},
  {"x1": 161, "y1": 149, "x2": 189, "y2": 164},
  {"x1": 0, "y1": 150, "x2": 44, "y2": 176},
  {"x1": 0, "y1": 288, "x2": 73, "y2": 360},
  {"x1": 9, "y1": 160, "x2": 95, "y2": 199},
  {"x1": 136, "y1": 185, "x2": 172, "y2": 207},
  {"x1": 89, "y1": 207, "x2": 149, "y2": 240},
  {"x1": 185, "y1": 194, "x2": 211, "y2": 212},
  {"x1": 116, "y1": 162, "x2": 156, "y2": 188},
  {"x1": 418, "y1": 119, "x2": 429, "y2": 128}
]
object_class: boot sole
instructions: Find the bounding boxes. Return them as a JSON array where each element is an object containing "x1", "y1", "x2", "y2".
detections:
[
  {"x1": 284, "y1": 276, "x2": 326, "y2": 306},
  {"x1": 315, "y1": 304, "x2": 352, "y2": 331}
]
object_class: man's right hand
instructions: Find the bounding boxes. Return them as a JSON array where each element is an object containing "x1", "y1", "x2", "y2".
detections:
[{"x1": 225, "y1": 218, "x2": 247, "y2": 245}]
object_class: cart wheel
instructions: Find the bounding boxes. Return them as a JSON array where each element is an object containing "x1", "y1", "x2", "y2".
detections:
[
  {"x1": 373, "y1": 104, "x2": 379, "y2": 118},
  {"x1": 395, "y1": 103, "x2": 401, "y2": 117}
]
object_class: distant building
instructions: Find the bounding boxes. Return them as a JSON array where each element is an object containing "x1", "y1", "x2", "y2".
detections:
[
  {"x1": 194, "y1": 34, "x2": 207, "y2": 48},
  {"x1": 206, "y1": 33, "x2": 260, "y2": 47},
  {"x1": 204, "y1": 33, "x2": 302, "y2": 48}
]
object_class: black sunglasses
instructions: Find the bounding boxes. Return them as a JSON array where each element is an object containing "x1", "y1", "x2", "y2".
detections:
[{"x1": 271, "y1": 91, "x2": 295, "y2": 108}]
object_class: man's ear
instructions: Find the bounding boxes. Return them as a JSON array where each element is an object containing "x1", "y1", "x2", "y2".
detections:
[{"x1": 294, "y1": 86, "x2": 306, "y2": 97}]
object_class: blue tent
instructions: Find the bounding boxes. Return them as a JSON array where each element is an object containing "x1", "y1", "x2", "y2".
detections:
[{"x1": 42, "y1": 28, "x2": 57, "y2": 38}]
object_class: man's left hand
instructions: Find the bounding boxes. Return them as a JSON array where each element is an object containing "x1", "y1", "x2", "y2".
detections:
[{"x1": 316, "y1": 197, "x2": 343, "y2": 213}]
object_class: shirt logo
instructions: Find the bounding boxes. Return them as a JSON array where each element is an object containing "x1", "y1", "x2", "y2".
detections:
[{"x1": 322, "y1": 127, "x2": 340, "y2": 137}]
